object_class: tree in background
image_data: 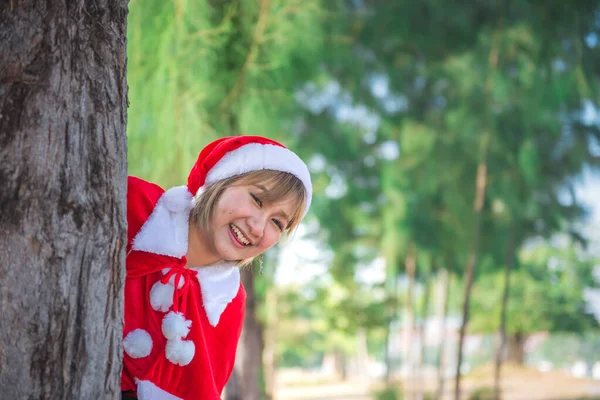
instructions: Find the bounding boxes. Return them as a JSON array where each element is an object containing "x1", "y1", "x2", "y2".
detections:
[
  {"x1": 471, "y1": 237, "x2": 598, "y2": 362},
  {"x1": 126, "y1": 0, "x2": 600, "y2": 399},
  {"x1": 293, "y1": 2, "x2": 600, "y2": 399},
  {"x1": 127, "y1": 1, "x2": 330, "y2": 398}
]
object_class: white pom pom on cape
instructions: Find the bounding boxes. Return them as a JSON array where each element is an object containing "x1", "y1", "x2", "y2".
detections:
[
  {"x1": 123, "y1": 329, "x2": 153, "y2": 359},
  {"x1": 150, "y1": 281, "x2": 174, "y2": 312},
  {"x1": 162, "y1": 311, "x2": 192, "y2": 340},
  {"x1": 165, "y1": 338, "x2": 196, "y2": 366}
]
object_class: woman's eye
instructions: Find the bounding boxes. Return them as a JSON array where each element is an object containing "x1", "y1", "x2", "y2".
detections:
[
  {"x1": 250, "y1": 193, "x2": 263, "y2": 208},
  {"x1": 272, "y1": 218, "x2": 283, "y2": 232}
]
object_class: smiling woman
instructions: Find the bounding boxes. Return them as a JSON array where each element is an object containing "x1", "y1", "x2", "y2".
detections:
[
  {"x1": 122, "y1": 136, "x2": 312, "y2": 400},
  {"x1": 189, "y1": 170, "x2": 307, "y2": 266}
]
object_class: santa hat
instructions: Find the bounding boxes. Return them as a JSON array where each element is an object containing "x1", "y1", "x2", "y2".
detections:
[
  {"x1": 187, "y1": 136, "x2": 312, "y2": 213},
  {"x1": 158, "y1": 135, "x2": 312, "y2": 217}
]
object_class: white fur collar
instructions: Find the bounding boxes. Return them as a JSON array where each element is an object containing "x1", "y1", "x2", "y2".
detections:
[
  {"x1": 190, "y1": 261, "x2": 241, "y2": 327},
  {"x1": 132, "y1": 186, "x2": 241, "y2": 327}
]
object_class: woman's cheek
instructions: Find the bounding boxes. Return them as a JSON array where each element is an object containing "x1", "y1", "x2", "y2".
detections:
[
  {"x1": 271, "y1": 229, "x2": 284, "y2": 247},
  {"x1": 260, "y1": 235, "x2": 271, "y2": 251}
]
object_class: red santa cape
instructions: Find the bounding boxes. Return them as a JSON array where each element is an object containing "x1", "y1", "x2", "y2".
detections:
[
  {"x1": 121, "y1": 136, "x2": 312, "y2": 399},
  {"x1": 122, "y1": 176, "x2": 245, "y2": 399}
]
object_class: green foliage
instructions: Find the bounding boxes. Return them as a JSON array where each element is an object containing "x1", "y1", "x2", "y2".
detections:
[
  {"x1": 471, "y1": 237, "x2": 598, "y2": 334},
  {"x1": 127, "y1": 0, "x2": 330, "y2": 187},
  {"x1": 468, "y1": 386, "x2": 495, "y2": 400},
  {"x1": 373, "y1": 386, "x2": 403, "y2": 400},
  {"x1": 288, "y1": 0, "x2": 600, "y2": 380},
  {"x1": 532, "y1": 332, "x2": 600, "y2": 368},
  {"x1": 127, "y1": 0, "x2": 600, "y2": 379}
]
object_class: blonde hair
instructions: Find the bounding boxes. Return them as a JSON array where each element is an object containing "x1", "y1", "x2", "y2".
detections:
[{"x1": 189, "y1": 170, "x2": 307, "y2": 265}]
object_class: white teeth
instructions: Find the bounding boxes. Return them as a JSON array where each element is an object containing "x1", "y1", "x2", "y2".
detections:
[{"x1": 230, "y1": 224, "x2": 250, "y2": 245}]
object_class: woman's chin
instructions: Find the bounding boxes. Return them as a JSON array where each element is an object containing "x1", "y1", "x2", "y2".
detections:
[{"x1": 216, "y1": 246, "x2": 247, "y2": 262}]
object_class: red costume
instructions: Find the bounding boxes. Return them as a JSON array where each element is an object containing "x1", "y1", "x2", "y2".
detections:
[{"x1": 121, "y1": 136, "x2": 312, "y2": 399}]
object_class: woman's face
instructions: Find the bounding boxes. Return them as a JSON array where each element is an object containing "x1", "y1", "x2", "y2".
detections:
[{"x1": 201, "y1": 182, "x2": 297, "y2": 262}]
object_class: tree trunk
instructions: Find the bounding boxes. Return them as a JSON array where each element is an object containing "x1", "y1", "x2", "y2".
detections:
[
  {"x1": 384, "y1": 319, "x2": 394, "y2": 386},
  {"x1": 494, "y1": 230, "x2": 517, "y2": 400},
  {"x1": 416, "y1": 263, "x2": 434, "y2": 400},
  {"x1": 506, "y1": 332, "x2": 526, "y2": 365},
  {"x1": 263, "y1": 288, "x2": 278, "y2": 400},
  {"x1": 226, "y1": 267, "x2": 265, "y2": 400},
  {"x1": 0, "y1": 1, "x2": 128, "y2": 399},
  {"x1": 262, "y1": 248, "x2": 281, "y2": 400},
  {"x1": 356, "y1": 328, "x2": 370, "y2": 386},
  {"x1": 405, "y1": 245, "x2": 417, "y2": 393},
  {"x1": 454, "y1": 142, "x2": 489, "y2": 400},
  {"x1": 435, "y1": 267, "x2": 451, "y2": 400},
  {"x1": 384, "y1": 261, "x2": 399, "y2": 386},
  {"x1": 334, "y1": 349, "x2": 348, "y2": 380},
  {"x1": 455, "y1": 38, "x2": 498, "y2": 400}
]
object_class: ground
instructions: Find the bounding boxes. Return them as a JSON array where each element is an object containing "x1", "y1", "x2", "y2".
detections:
[{"x1": 275, "y1": 364, "x2": 600, "y2": 400}]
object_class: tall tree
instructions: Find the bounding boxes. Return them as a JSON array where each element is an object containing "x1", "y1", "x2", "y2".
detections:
[
  {"x1": 0, "y1": 1, "x2": 128, "y2": 399},
  {"x1": 127, "y1": 0, "x2": 329, "y2": 397}
]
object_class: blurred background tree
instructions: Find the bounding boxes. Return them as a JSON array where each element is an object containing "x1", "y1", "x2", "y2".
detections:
[{"x1": 127, "y1": 0, "x2": 600, "y2": 399}]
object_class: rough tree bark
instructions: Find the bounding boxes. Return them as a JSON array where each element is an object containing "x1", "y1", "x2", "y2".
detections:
[{"x1": 0, "y1": 1, "x2": 128, "y2": 399}]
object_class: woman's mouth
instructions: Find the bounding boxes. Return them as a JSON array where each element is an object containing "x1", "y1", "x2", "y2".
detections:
[{"x1": 229, "y1": 224, "x2": 251, "y2": 247}]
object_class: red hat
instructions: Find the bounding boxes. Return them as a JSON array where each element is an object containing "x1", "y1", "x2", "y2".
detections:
[{"x1": 187, "y1": 135, "x2": 312, "y2": 213}]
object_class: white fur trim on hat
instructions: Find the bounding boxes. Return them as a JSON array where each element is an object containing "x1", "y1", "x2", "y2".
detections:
[
  {"x1": 136, "y1": 380, "x2": 183, "y2": 400},
  {"x1": 165, "y1": 338, "x2": 196, "y2": 366},
  {"x1": 123, "y1": 329, "x2": 153, "y2": 359},
  {"x1": 132, "y1": 186, "x2": 193, "y2": 257},
  {"x1": 204, "y1": 143, "x2": 312, "y2": 214}
]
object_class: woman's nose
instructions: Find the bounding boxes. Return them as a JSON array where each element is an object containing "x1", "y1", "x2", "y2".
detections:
[{"x1": 247, "y1": 215, "x2": 266, "y2": 239}]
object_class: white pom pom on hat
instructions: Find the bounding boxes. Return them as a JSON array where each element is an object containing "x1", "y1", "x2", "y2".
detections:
[{"x1": 161, "y1": 185, "x2": 194, "y2": 213}]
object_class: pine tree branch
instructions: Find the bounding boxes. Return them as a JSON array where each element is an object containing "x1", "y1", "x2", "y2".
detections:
[
  {"x1": 220, "y1": 0, "x2": 271, "y2": 110},
  {"x1": 186, "y1": 6, "x2": 235, "y2": 39}
]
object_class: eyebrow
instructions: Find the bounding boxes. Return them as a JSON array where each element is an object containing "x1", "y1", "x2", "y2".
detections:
[
  {"x1": 253, "y1": 184, "x2": 268, "y2": 192},
  {"x1": 275, "y1": 210, "x2": 290, "y2": 223},
  {"x1": 252, "y1": 184, "x2": 291, "y2": 224}
]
